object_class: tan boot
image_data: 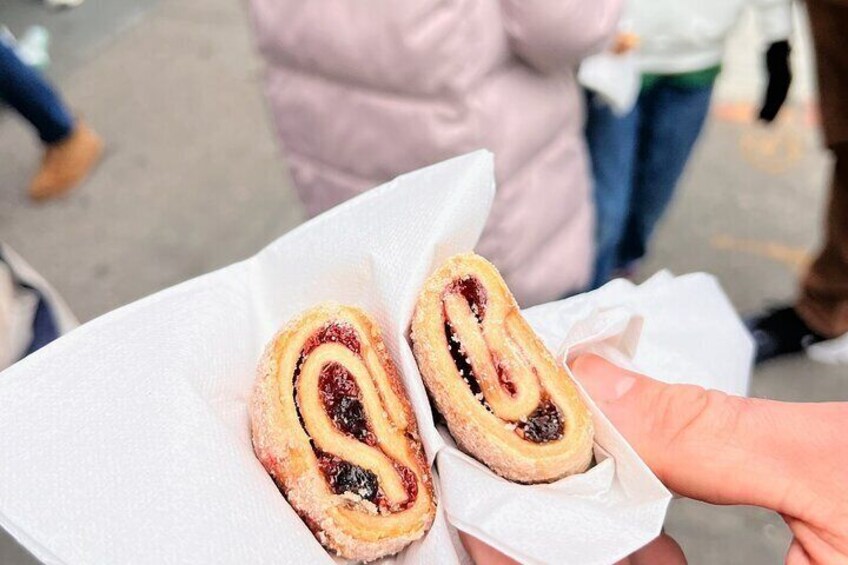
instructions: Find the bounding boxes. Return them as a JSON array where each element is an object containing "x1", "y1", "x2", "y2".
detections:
[{"x1": 28, "y1": 121, "x2": 104, "y2": 201}]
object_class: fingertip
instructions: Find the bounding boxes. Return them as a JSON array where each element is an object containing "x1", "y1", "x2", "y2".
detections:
[
  {"x1": 570, "y1": 353, "x2": 607, "y2": 376},
  {"x1": 786, "y1": 539, "x2": 811, "y2": 565},
  {"x1": 458, "y1": 532, "x2": 519, "y2": 565},
  {"x1": 570, "y1": 353, "x2": 622, "y2": 390},
  {"x1": 627, "y1": 533, "x2": 687, "y2": 565},
  {"x1": 570, "y1": 354, "x2": 638, "y2": 404}
]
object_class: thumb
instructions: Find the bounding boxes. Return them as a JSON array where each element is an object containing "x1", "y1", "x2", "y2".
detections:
[
  {"x1": 459, "y1": 532, "x2": 519, "y2": 565},
  {"x1": 571, "y1": 355, "x2": 808, "y2": 511}
]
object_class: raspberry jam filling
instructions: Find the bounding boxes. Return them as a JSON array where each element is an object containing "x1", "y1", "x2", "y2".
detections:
[
  {"x1": 292, "y1": 322, "x2": 370, "y2": 436},
  {"x1": 447, "y1": 276, "x2": 487, "y2": 322},
  {"x1": 519, "y1": 400, "x2": 564, "y2": 443},
  {"x1": 493, "y1": 356, "x2": 517, "y2": 396},
  {"x1": 442, "y1": 279, "x2": 565, "y2": 443},
  {"x1": 318, "y1": 362, "x2": 376, "y2": 445},
  {"x1": 302, "y1": 322, "x2": 361, "y2": 356},
  {"x1": 392, "y1": 462, "x2": 419, "y2": 512},
  {"x1": 444, "y1": 277, "x2": 516, "y2": 400},
  {"x1": 295, "y1": 322, "x2": 418, "y2": 511}
]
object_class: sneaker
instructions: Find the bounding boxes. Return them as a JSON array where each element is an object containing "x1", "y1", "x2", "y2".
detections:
[
  {"x1": 45, "y1": 0, "x2": 86, "y2": 9},
  {"x1": 746, "y1": 305, "x2": 826, "y2": 364},
  {"x1": 29, "y1": 121, "x2": 103, "y2": 201},
  {"x1": 807, "y1": 332, "x2": 848, "y2": 365}
]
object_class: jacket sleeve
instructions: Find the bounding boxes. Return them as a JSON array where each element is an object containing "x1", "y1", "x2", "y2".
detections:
[
  {"x1": 499, "y1": 0, "x2": 623, "y2": 73},
  {"x1": 750, "y1": 0, "x2": 793, "y2": 42}
]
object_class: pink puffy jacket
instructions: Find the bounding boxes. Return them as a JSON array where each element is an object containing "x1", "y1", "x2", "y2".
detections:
[{"x1": 249, "y1": 1, "x2": 621, "y2": 306}]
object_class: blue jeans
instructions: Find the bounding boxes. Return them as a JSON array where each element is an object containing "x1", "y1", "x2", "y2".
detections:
[
  {"x1": 0, "y1": 40, "x2": 74, "y2": 144},
  {"x1": 585, "y1": 79, "x2": 713, "y2": 288}
]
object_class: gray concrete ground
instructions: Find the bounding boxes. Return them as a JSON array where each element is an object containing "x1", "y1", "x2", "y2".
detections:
[
  {"x1": 0, "y1": 0, "x2": 300, "y2": 324},
  {"x1": 0, "y1": 1, "x2": 845, "y2": 564},
  {"x1": 0, "y1": 0, "x2": 159, "y2": 82}
]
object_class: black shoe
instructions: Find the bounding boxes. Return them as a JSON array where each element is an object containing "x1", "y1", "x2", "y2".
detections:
[{"x1": 746, "y1": 306, "x2": 826, "y2": 364}]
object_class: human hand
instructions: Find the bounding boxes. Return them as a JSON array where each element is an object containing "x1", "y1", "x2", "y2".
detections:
[
  {"x1": 759, "y1": 40, "x2": 792, "y2": 123},
  {"x1": 459, "y1": 355, "x2": 848, "y2": 564},
  {"x1": 460, "y1": 528, "x2": 685, "y2": 564},
  {"x1": 611, "y1": 32, "x2": 639, "y2": 55}
]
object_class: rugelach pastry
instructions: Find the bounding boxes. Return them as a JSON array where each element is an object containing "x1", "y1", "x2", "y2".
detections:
[
  {"x1": 251, "y1": 304, "x2": 436, "y2": 561},
  {"x1": 411, "y1": 253, "x2": 594, "y2": 483}
]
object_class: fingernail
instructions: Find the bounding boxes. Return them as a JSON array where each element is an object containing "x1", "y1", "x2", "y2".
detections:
[
  {"x1": 574, "y1": 357, "x2": 637, "y2": 404},
  {"x1": 593, "y1": 374, "x2": 636, "y2": 404}
]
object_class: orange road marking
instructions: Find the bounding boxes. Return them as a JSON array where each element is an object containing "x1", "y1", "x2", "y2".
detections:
[{"x1": 711, "y1": 234, "x2": 811, "y2": 273}]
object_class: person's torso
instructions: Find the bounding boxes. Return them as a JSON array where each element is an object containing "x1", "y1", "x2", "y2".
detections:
[
  {"x1": 250, "y1": 0, "x2": 512, "y2": 99},
  {"x1": 626, "y1": 0, "x2": 749, "y2": 73},
  {"x1": 249, "y1": 0, "x2": 594, "y2": 303}
]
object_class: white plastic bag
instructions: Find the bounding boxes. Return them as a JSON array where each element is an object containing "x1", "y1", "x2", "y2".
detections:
[{"x1": 579, "y1": 52, "x2": 641, "y2": 116}]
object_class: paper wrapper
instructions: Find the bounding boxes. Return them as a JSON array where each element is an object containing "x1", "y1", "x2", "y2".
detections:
[
  {"x1": 443, "y1": 271, "x2": 755, "y2": 564},
  {"x1": 0, "y1": 151, "x2": 752, "y2": 564}
]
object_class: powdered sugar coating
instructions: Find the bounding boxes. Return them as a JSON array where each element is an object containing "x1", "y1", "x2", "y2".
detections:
[{"x1": 411, "y1": 253, "x2": 594, "y2": 483}]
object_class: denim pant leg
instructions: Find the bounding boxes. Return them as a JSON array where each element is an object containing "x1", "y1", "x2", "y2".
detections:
[
  {"x1": 0, "y1": 40, "x2": 74, "y2": 144},
  {"x1": 618, "y1": 81, "x2": 713, "y2": 265},
  {"x1": 583, "y1": 89, "x2": 640, "y2": 288}
]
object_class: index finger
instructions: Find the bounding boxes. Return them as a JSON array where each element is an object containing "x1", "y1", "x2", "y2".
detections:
[{"x1": 570, "y1": 354, "x2": 846, "y2": 517}]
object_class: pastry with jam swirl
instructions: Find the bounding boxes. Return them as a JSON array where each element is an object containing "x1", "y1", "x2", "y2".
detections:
[
  {"x1": 251, "y1": 304, "x2": 435, "y2": 561},
  {"x1": 411, "y1": 253, "x2": 594, "y2": 483}
]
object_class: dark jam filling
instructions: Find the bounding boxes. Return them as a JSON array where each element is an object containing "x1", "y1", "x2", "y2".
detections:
[
  {"x1": 443, "y1": 278, "x2": 564, "y2": 443},
  {"x1": 444, "y1": 276, "x2": 516, "y2": 400},
  {"x1": 318, "y1": 362, "x2": 376, "y2": 445},
  {"x1": 445, "y1": 321, "x2": 483, "y2": 398},
  {"x1": 444, "y1": 277, "x2": 487, "y2": 399},
  {"x1": 318, "y1": 451, "x2": 379, "y2": 501},
  {"x1": 316, "y1": 452, "x2": 419, "y2": 512},
  {"x1": 447, "y1": 276, "x2": 487, "y2": 322},
  {"x1": 292, "y1": 322, "x2": 364, "y2": 437},
  {"x1": 294, "y1": 322, "x2": 418, "y2": 510},
  {"x1": 520, "y1": 400, "x2": 564, "y2": 443}
]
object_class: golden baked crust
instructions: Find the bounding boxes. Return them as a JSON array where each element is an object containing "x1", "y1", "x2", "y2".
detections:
[
  {"x1": 411, "y1": 253, "x2": 594, "y2": 483},
  {"x1": 251, "y1": 304, "x2": 436, "y2": 561}
]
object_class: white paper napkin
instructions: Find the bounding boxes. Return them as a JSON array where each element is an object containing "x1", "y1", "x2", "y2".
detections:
[
  {"x1": 0, "y1": 151, "x2": 750, "y2": 564},
  {"x1": 524, "y1": 272, "x2": 756, "y2": 398}
]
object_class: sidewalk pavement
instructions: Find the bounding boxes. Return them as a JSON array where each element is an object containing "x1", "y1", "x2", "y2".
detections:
[
  {"x1": 1, "y1": 1, "x2": 845, "y2": 564},
  {"x1": 0, "y1": 0, "x2": 300, "y2": 324}
]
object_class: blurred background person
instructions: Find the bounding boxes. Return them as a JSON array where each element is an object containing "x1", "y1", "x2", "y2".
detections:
[
  {"x1": 584, "y1": 0, "x2": 793, "y2": 289},
  {"x1": 247, "y1": 1, "x2": 621, "y2": 307},
  {"x1": 747, "y1": 0, "x2": 848, "y2": 364},
  {"x1": 0, "y1": 35, "x2": 101, "y2": 200},
  {"x1": 0, "y1": 243, "x2": 77, "y2": 371}
]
